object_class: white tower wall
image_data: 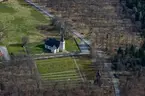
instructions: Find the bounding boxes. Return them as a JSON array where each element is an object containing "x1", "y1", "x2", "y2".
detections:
[{"x1": 59, "y1": 41, "x2": 65, "y2": 51}]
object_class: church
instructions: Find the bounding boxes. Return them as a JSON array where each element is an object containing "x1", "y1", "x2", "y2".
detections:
[{"x1": 44, "y1": 33, "x2": 65, "y2": 53}]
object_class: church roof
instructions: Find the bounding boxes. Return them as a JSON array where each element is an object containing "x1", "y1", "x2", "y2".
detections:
[{"x1": 45, "y1": 38, "x2": 60, "y2": 48}]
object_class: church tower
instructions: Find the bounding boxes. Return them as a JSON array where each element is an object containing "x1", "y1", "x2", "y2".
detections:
[{"x1": 59, "y1": 30, "x2": 65, "y2": 51}]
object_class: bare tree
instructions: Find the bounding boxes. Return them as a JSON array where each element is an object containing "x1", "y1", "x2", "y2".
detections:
[{"x1": 21, "y1": 36, "x2": 29, "y2": 47}]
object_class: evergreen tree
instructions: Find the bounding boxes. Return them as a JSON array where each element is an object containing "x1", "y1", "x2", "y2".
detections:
[
  {"x1": 135, "y1": 12, "x2": 140, "y2": 21},
  {"x1": 141, "y1": 40, "x2": 145, "y2": 49},
  {"x1": 129, "y1": 45, "x2": 136, "y2": 56},
  {"x1": 139, "y1": 12, "x2": 143, "y2": 21},
  {"x1": 138, "y1": 48, "x2": 144, "y2": 58},
  {"x1": 125, "y1": 46, "x2": 129, "y2": 55},
  {"x1": 137, "y1": 1, "x2": 141, "y2": 10},
  {"x1": 117, "y1": 47, "x2": 123, "y2": 56},
  {"x1": 141, "y1": 15, "x2": 145, "y2": 29},
  {"x1": 141, "y1": 56, "x2": 145, "y2": 66},
  {"x1": 126, "y1": 0, "x2": 134, "y2": 9}
]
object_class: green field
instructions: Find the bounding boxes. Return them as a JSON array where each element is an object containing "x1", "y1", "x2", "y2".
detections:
[
  {"x1": 36, "y1": 57, "x2": 93, "y2": 81},
  {"x1": 76, "y1": 56, "x2": 95, "y2": 80},
  {"x1": 36, "y1": 57, "x2": 76, "y2": 73},
  {"x1": 0, "y1": 0, "x2": 49, "y2": 45},
  {"x1": 36, "y1": 57, "x2": 81, "y2": 81}
]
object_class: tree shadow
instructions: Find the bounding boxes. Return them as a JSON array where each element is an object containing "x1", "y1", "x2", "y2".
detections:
[
  {"x1": 0, "y1": 3, "x2": 17, "y2": 14},
  {"x1": 36, "y1": 25, "x2": 55, "y2": 31},
  {"x1": 35, "y1": 44, "x2": 51, "y2": 53},
  {"x1": 36, "y1": 44, "x2": 44, "y2": 49},
  {"x1": 17, "y1": 0, "x2": 31, "y2": 8},
  {"x1": 9, "y1": 43, "x2": 22, "y2": 47}
]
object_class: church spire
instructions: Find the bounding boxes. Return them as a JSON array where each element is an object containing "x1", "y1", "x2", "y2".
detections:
[
  {"x1": 60, "y1": 28, "x2": 64, "y2": 42},
  {"x1": 59, "y1": 27, "x2": 65, "y2": 51}
]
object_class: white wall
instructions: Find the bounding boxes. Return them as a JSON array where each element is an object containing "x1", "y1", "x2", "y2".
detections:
[
  {"x1": 59, "y1": 41, "x2": 65, "y2": 51},
  {"x1": 45, "y1": 44, "x2": 58, "y2": 53}
]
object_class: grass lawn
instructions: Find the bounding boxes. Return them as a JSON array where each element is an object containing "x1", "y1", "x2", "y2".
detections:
[
  {"x1": 0, "y1": 0, "x2": 49, "y2": 45},
  {"x1": 36, "y1": 57, "x2": 81, "y2": 81},
  {"x1": 75, "y1": 38, "x2": 81, "y2": 44},
  {"x1": 65, "y1": 38, "x2": 79, "y2": 52},
  {"x1": 0, "y1": 0, "x2": 81, "y2": 55},
  {"x1": 27, "y1": 42, "x2": 45, "y2": 54},
  {"x1": 27, "y1": 37, "x2": 79, "y2": 54},
  {"x1": 36, "y1": 57, "x2": 76, "y2": 74},
  {"x1": 7, "y1": 44, "x2": 25, "y2": 54}
]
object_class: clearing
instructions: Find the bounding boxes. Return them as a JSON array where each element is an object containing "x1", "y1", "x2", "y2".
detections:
[{"x1": 0, "y1": 0, "x2": 79, "y2": 54}]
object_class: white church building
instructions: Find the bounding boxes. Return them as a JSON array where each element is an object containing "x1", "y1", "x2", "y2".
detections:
[{"x1": 44, "y1": 34, "x2": 65, "y2": 53}]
